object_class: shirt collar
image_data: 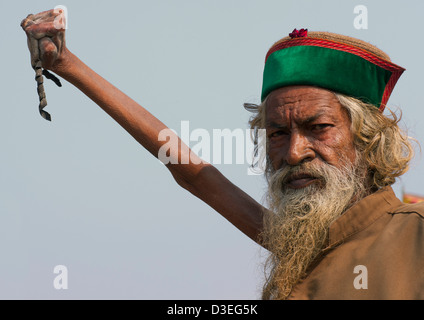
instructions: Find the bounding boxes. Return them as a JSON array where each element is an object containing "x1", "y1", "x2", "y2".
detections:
[{"x1": 328, "y1": 186, "x2": 403, "y2": 247}]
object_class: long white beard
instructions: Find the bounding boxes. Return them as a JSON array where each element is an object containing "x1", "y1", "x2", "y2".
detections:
[{"x1": 261, "y1": 154, "x2": 368, "y2": 300}]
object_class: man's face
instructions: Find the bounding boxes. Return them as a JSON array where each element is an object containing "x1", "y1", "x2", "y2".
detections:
[
  {"x1": 265, "y1": 85, "x2": 357, "y2": 189},
  {"x1": 262, "y1": 86, "x2": 367, "y2": 299}
]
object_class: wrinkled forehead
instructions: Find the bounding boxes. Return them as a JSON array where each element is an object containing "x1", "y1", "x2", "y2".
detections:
[{"x1": 265, "y1": 86, "x2": 347, "y2": 124}]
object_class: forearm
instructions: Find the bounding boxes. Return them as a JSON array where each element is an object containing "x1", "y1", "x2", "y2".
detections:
[
  {"x1": 55, "y1": 50, "x2": 206, "y2": 177},
  {"x1": 56, "y1": 51, "x2": 166, "y2": 155},
  {"x1": 54, "y1": 50, "x2": 264, "y2": 243}
]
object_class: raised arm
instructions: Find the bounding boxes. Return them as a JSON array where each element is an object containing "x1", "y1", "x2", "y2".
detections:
[{"x1": 21, "y1": 9, "x2": 265, "y2": 243}]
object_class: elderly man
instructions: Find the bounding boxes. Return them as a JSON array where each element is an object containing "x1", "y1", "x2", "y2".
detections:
[{"x1": 21, "y1": 10, "x2": 423, "y2": 300}]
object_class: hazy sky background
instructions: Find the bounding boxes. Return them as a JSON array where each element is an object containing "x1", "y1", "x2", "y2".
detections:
[{"x1": 1, "y1": 0, "x2": 423, "y2": 299}]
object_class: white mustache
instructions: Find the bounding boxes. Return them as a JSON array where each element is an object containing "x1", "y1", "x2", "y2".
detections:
[{"x1": 270, "y1": 162, "x2": 333, "y2": 190}]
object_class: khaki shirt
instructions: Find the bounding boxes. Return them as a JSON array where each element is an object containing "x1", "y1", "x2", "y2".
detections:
[{"x1": 288, "y1": 186, "x2": 424, "y2": 300}]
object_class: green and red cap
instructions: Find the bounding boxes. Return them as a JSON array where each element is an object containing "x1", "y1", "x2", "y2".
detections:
[{"x1": 261, "y1": 29, "x2": 405, "y2": 111}]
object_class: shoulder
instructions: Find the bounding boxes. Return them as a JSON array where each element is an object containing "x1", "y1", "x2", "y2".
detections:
[
  {"x1": 383, "y1": 201, "x2": 424, "y2": 240},
  {"x1": 374, "y1": 186, "x2": 424, "y2": 219},
  {"x1": 391, "y1": 201, "x2": 424, "y2": 218}
]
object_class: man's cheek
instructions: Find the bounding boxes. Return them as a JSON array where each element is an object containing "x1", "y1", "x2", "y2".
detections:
[{"x1": 267, "y1": 145, "x2": 286, "y2": 170}]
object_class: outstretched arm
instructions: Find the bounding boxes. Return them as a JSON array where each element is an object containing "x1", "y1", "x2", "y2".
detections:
[{"x1": 21, "y1": 9, "x2": 265, "y2": 243}]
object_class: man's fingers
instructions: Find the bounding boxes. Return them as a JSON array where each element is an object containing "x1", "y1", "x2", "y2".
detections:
[
  {"x1": 39, "y1": 37, "x2": 58, "y2": 68},
  {"x1": 30, "y1": 9, "x2": 58, "y2": 22},
  {"x1": 20, "y1": 14, "x2": 35, "y2": 29},
  {"x1": 21, "y1": 9, "x2": 65, "y2": 34},
  {"x1": 25, "y1": 22, "x2": 59, "y2": 39},
  {"x1": 21, "y1": 9, "x2": 64, "y2": 121},
  {"x1": 27, "y1": 36, "x2": 60, "y2": 70},
  {"x1": 22, "y1": 10, "x2": 66, "y2": 71},
  {"x1": 51, "y1": 31, "x2": 65, "y2": 55},
  {"x1": 20, "y1": 10, "x2": 55, "y2": 30}
]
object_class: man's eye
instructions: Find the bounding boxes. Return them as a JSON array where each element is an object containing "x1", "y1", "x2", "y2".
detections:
[
  {"x1": 269, "y1": 131, "x2": 286, "y2": 138},
  {"x1": 312, "y1": 124, "x2": 332, "y2": 131}
]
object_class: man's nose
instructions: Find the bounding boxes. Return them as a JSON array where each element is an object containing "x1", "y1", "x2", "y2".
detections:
[{"x1": 285, "y1": 132, "x2": 315, "y2": 166}]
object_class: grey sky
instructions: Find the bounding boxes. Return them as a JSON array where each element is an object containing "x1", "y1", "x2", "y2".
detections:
[{"x1": 1, "y1": 0, "x2": 423, "y2": 299}]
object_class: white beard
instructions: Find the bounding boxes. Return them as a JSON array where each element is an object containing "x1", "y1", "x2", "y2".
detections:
[{"x1": 261, "y1": 153, "x2": 368, "y2": 300}]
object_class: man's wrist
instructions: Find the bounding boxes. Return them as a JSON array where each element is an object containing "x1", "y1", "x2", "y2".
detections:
[{"x1": 50, "y1": 48, "x2": 76, "y2": 78}]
